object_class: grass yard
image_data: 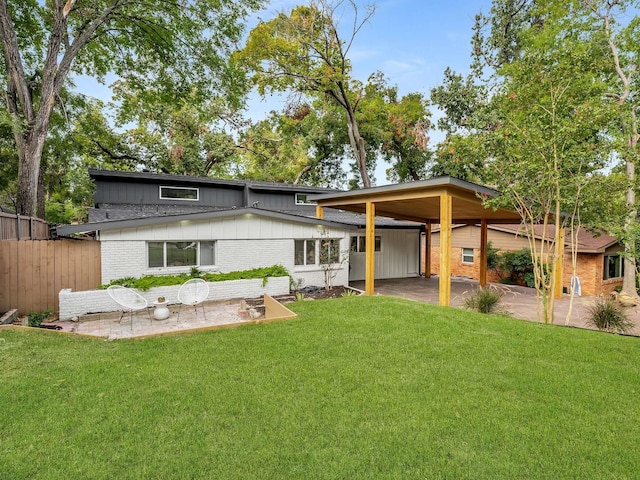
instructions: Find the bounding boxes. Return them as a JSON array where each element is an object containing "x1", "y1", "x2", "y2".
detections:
[{"x1": 1, "y1": 296, "x2": 639, "y2": 479}]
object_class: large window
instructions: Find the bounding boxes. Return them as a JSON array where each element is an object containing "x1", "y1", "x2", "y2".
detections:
[
  {"x1": 295, "y1": 239, "x2": 316, "y2": 266},
  {"x1": 159, "y1": 185, "x2": 199, "y2": 201},
  {"x1": 320, "y1": 238, "x2": 341, "y2": 264},
  {"x1": 295, "y1": 238, "x2": 341, "y2": 265},
  {"x1": 148, "y1": 241, "x2": 215, "y2": 268},
  {"x1": 603, "y1": 254, "x2": 623, "y2": 280},
  {"x1": 462, "y1": 248, "x2": 474, "y2": 264},
  {"x1": 350, "y1": 235, "x2": 381, "y2": 253}
]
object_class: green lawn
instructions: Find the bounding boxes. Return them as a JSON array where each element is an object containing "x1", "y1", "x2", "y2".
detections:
[{"x1": 1, "y1": 296, "x2": 639, "y2": 479}]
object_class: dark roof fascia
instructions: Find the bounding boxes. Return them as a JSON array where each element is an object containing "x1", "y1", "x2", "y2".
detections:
[
  {"x1": 245, "y1": 181, "x2": 340, "y2": 194},
  {"x1": 56, "y1": 207, "x2": 357, "y2": 235},
  {"x1": 309, "y1": 176, "x2": 500, "y2": 202},
  {"x1": 89, "y1": 169, "x2": 245, "y2": 189},
  {"x1": 89, "y1": 169, "x2": 340, "y2": 194}
]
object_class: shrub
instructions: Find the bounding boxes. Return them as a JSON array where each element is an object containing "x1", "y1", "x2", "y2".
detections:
[
  {"x1": 100, "y1": 265, "x2": 290, "y2": 291},
  {"x1": 464, "y1": 288, "x2": 502, "y2": 314},
  {"x1": 28, "y1": 310, "x2": 52, "y2": 327},
  {"x1": 496, "y1": 248, "x2": 548, "y2": 288},
  {"x1": 589, "y1": 297, "x2": 632, "y2": 334}
]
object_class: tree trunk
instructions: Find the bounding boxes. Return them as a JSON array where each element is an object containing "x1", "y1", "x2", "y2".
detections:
[
  {"x1": 15, "y1": 133, "x2": 47, "y2": 217},
  {"x1": 345, "y1": 107, "x2": 371, "y2": 188},
  {"x1": 37, "y1": 164, "x2": 46, "y2": 219},
  {"x1": 622, "y1": 158, "x2": 638, "y2": 296}
]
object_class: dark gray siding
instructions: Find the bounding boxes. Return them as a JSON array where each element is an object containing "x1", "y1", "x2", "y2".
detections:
[
  {"x1": 249, "y1": 190, "x2": 317, "y2": 212},
  {"x1": 94, "y1": 180, "x2": 244, "y2": 208}
]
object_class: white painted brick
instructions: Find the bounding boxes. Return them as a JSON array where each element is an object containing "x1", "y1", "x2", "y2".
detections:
[{"x1": 58, "y1": 277, "x2": 290, "y2": 320}]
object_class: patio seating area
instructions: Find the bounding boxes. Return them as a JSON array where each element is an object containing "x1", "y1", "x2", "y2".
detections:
[{"x1": 49, "y1": 295, "x2": 296, "y2": 340}]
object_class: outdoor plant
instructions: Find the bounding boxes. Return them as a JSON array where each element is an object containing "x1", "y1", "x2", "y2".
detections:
[
  {"x1": 589, "y1": 297, "x2": 632, "y2": 334},
  {"x1": 496, "y1": 249, "x2": 543, "y2": 288},
  {"x1": 341, "y1": 289, "x2": 358, "y2": 297},
  {"x1": 317, "y1": 227, "x2": 347, "y2": 291},
  {"x1": 27, "y1": 310, "x2": 51, "y2": 327},
  {"x1": 100, "y1": 265, "x2": 290, "y2": 291},
  {"x1": 464, "y1": 288, "x2": 502, "y2": 314}
]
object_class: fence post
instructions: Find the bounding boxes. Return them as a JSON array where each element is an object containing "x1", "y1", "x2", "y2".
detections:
[
  {"x1": 29, "y1": 216, "x2": 34, "y2": 240},
  {"x1": 16, "y1": 213, "x2": 21, "y2": 240}
]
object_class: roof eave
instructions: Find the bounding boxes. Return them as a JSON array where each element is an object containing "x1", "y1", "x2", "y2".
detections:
[{"x1": 55, "y1": 207, "x2": 358, "y2": 235}]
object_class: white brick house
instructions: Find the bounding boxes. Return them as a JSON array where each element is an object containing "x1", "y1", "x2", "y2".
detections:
[{"x1": 56, "y1": 170, "x2": 424, "y2": 289}]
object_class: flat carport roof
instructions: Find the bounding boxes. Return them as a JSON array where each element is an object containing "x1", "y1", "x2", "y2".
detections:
[{"x1": 310, "y1": 176, "x2": 561, "y2": 306}]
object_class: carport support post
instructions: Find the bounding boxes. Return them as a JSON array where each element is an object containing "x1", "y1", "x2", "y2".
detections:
[
  {"x1": 316, "y1": 205, "x2": 324, "y2": 219},
  {"x1": 439, "y1": 193, "x2": 452, "y2": 306},
  {"x1": 424, "y1": 221, "x2": 431, "y2": 278},
  {"x1": 480, "y1": 219, "x2": 488, "y2": 287},
  {"x1": 365, "y1": 201, "x2": 375, "y2": 296}
]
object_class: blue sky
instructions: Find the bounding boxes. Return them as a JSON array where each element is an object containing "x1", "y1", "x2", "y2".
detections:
[{"x1": 258, "y1": 0, "x2": 491, "y2": 96}]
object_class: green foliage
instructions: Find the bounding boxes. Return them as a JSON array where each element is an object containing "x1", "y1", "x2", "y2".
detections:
[
  {"x1": 589, "y1": 297, "x2": 632, "y2": 334},
  {"x1": 27, "y1": 310, "x2": 51, "y2": 327},
  {"x1": 100, "y1": 265, "x2": 289, "y2": 291},
  {"x1": 464, "y1": 288, "x2": 503, "y2": 314},
  {"x1": 2, "y1": 297, "x2": 640, "y2": 478},
  {"x1": 237, "y1": 1, "x2": 378, "y2": 187},
  {"x1": 3, "y1": 0, "x2": 265, "y2": 215},
  {"x1": 497, "y1": 249, "x2": 537, "y2": 288},
  {"x1": 341, "y1": 289, "x2": 358, "y2": 297},
  {"x1": 486, "y1": 241, "x2": 500, "y2": 271}
]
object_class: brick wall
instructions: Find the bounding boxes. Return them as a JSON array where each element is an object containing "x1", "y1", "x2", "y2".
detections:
[
  {"x1": 424, "y1": 243, "x2": 620, "y2": 296},
  {"x1": 563, "y1": 252, "x2": 621, "y2": 296},
  {"x1": 101, "y1": 238, "x2": 348, "y2": 290},
  {"x1": 102, "y1": 241, "x2": 147, "y2": 283},
  {"x1": 58, "y1": 276, "x2": 290, "y2": 320},
  {"x1": 426, "y1": 246, "x2": 502, "y2": 283}
]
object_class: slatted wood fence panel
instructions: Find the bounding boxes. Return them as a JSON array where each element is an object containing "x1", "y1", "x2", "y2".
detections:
[
  {"x1": 0, "y1": 212, "x2": 50, "y2": 240},
  {"x1": 0, "y1": 239, "x2": 101, "y2": 315}
]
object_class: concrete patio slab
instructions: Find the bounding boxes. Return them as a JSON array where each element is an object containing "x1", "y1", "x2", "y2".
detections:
[
  {"x1": 47, "y1": 295, "x2": 296, "y2": 340},
  {"x1": 351, "y1": 277, "x2": 640, "y2": 336}
]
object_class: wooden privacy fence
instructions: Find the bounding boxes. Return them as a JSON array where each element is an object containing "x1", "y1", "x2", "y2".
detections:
[
  {"x1": 0, "y1": 212, "x2": 50, "y2": 240},
  {"x1": 0, "y1": 239, "x2": 101, "y2": 315}
]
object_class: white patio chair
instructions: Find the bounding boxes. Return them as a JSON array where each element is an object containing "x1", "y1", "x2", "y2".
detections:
[
  {"x1": 107, "y1": 285, "x2": 152, "y2": 330},
  {"x1": 177, "y1": 278, "x2": 209, "y2": 322}
]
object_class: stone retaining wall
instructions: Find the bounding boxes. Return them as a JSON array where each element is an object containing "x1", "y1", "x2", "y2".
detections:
[{"x1": 59, "y1": 277, "x2": 290, "y2": 321}]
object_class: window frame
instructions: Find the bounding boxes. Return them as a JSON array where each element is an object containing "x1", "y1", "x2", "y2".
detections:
[
  {"x1": 350, "y1": 235, "x2": 382, "y2": 253},
  {"x1": 603, "y1": 254, "x2": 624, "y2": 280},
  {"x1": 295, "y1": 193, "x2": 317, "y2": 205},
  {"x1": 320, "y1": 238, "x2": 341, "y2": 264},
  {"x1": 159, "y1": 185, "x2": 200, "y2": 201},
  {"x1": 295, "y1": 239, "x2": 317, "y2": 266},
  {"x1": 147, "y1": 240, "x2": 216, "y2": 268},
  {"x1": 462, "y1": 247, "x2": 474, "y2": 264}
]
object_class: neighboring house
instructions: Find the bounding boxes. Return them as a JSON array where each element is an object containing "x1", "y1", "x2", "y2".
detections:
[
  {"x1": 57, "y1": 169, "x2": 423, "y2": 287},
  {"x1": 425, "y1": 224, "x2": 623, "y2": 296}
]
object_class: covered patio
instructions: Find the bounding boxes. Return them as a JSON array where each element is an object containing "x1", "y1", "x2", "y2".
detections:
[{"x1": 313, "y1": 176, "x2": 565, "y2": 306}]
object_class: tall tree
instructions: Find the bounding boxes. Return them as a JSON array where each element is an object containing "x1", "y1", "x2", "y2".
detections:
[
  {"x1": 433, "y1": 0, "x2": 614, "y2": 323},
  {"x1": 584, "y1": 0, "x2": 640, "y2": 298},
  {"x1": 113, "y1": 83, "x2": 241, "y2": 178},
  {"x1": 238, "y1": 0, "x2": 376, "y2": 187},
  {"x1": 0, "y1": 0, "x2": 263, "y2": 217}
]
